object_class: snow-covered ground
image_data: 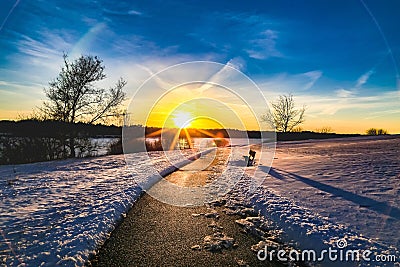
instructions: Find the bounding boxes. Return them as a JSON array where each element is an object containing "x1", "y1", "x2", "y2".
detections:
[
  {"x1": 220, "y1": 135, "x2": 400, "y2": 266},
  {"x1": 0, "y1": 149, "x2": 201, "y2": 266},
  {"x1": 1, "y1": 136, "x2": 399, "y2": 266},
  {"x1": 264, "y1": 136, "x2": 400, "y2": 247}
]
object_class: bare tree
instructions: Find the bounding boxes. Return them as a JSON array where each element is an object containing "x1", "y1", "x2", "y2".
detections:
[
  {"x1": 42, "y1": 54, "x2": 126, "y2": 157},
  {"x1": 262, "y1": 93, "x2": 306, "y2": 132},
  {"x1": 43, "y1": 54, "x2": 126, "y2": 123},
  {"x1": 316, "y1": 126, "x2": 333, "y2": 134}
]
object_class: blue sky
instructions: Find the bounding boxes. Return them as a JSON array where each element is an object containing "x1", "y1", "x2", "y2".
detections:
[{"x1": 0, "y1": 0, "x2": 399, "y2": 133}]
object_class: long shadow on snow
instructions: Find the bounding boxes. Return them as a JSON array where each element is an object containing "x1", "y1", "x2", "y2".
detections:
[{"x1": 266, "y1": 167, "x2": 400, "y2": 220}]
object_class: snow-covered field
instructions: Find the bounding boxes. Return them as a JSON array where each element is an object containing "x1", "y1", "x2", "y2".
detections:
[
  {"x1": 1, "y1": 135, "x2": 399, "y2": 266},
  {"x1": 264, "y1": 136, "x2": 400, "y2": 247},
  {"x1": 0, "y1": 149, "x2": 201, "y2": 266},
  {"x1": 221, "y1": 135, "x2": 400, "y2": 266}
]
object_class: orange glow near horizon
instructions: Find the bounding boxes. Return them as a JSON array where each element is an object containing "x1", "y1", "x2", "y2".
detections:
[{"x1": 140, "y1": 82, "x2": 264, "y2": 131}]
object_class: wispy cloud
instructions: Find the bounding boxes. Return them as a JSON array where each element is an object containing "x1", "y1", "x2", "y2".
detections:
[
  {"x1": 258, "y1": 69, "x2": 398, "y2": 118},
  {"x1": 196, "y1": 57, "x2": 246, "y2": 93},
  {"x1": 302, "y1": 70, "x2": 322, "y2": 90},
  {"x1": 335, "y1": 88, "x2": 355, "y2": 98},
  {"x1": 127, "y1": 10, "x2": 142, "y2": 16},
  {"x1": 110, "y1": 34, "x2": 177, "y2": 56},
  {"x1": 356, "y1": 69, "x2": 374, "y2": 88},
  {"x1": 258, "y1": 70, "x2": 322, "y2": 92},
  {"x1": 16, "y1": 32, "x2": 71, "y2": 59},
  {"x1": 322, "y1": 68, "x2": 375, "y2": 112},
  {"x1": 9, "y1": 29, "x2": 74, "y2": 84},
  {"x1": 228, "y1": 14, "x2": 284, "y2": 60},
  {"x1": 245, "y1": 29, "x2": 282, "y2": 60},
  {"x1": 226, "y1": 57, "x2": 246, "y2": 72},
  {"x1": 297, "y1": 90, "x2": 399, "y2": 117},
  {"x1": 189, "y1": 12, "x2": 283, "y2": 60},
  {"x1": 102, "y1": 8, "x2": 143, "y2": 16}
]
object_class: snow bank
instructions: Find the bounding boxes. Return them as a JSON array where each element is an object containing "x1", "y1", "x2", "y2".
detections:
[{"x1": 0, "y1": 150, "x2": 200, "y2": 266}]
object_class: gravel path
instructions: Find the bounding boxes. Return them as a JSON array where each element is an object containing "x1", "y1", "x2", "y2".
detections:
[{"x1": 90, "y1": 149, "x2": 281, "y2": 267}]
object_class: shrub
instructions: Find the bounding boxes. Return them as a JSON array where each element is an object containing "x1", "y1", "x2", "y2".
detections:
[
  {"x1": 107, "y1": 138, "x2": 123, "y2": 155},
  {"x1": 377, "y1": 129, "x2": 388, "y2": 135},
  {"x1": 0, "y1": 136, "x2": 99, "y2": 165},
  {"x1": 146, "y1": 138, "x2": 164, "y2": 151},
  {"x1": 366, "y1": 128, "x2": 388, "y2": 135},
  {"x1": 316, "y1": 126, "x2": 333, "y2": 134},
  {"x1": 291, "y1": 127, "x2": 303, "y2": 133}
]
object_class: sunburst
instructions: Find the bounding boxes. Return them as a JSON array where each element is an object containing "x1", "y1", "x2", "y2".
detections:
[{"x1": 172, "y1": 111, "x2": 192, "y2": 129}]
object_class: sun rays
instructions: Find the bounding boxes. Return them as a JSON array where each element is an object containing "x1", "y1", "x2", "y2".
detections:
[{"x1": 144, "y1": 120, "x2": 227, "y2": 151}]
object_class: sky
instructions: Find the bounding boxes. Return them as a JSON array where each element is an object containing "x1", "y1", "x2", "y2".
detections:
[{"x1": 0, "y1": 0, "x2": 399, "y2": 133}]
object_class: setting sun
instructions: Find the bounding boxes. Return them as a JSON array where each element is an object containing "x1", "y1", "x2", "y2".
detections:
[{"x1": 172, "y1": 111, "x2": 193, "y2": 128}]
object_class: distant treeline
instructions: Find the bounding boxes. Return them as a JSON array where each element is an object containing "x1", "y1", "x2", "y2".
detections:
[
  {"x1": 0, "y1": 120, "x2": 361, "y2": 141},
  {"x1": 0, "y1": 120, "x2": 122, "y2": 137},
  {"x1": 276, "y1": 131, "x2": 360, "y2": 141},
  {"x1": 144, "y1": 127, "x2": 360, "y2": 140},
  {"x1": 1, "y1": 120, "x2": 363, "y2": 165}
]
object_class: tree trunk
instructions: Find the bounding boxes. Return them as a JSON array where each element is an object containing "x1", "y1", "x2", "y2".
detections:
[{"x1": 69, "y1": 137, "x2": 76, "y2": 158}]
